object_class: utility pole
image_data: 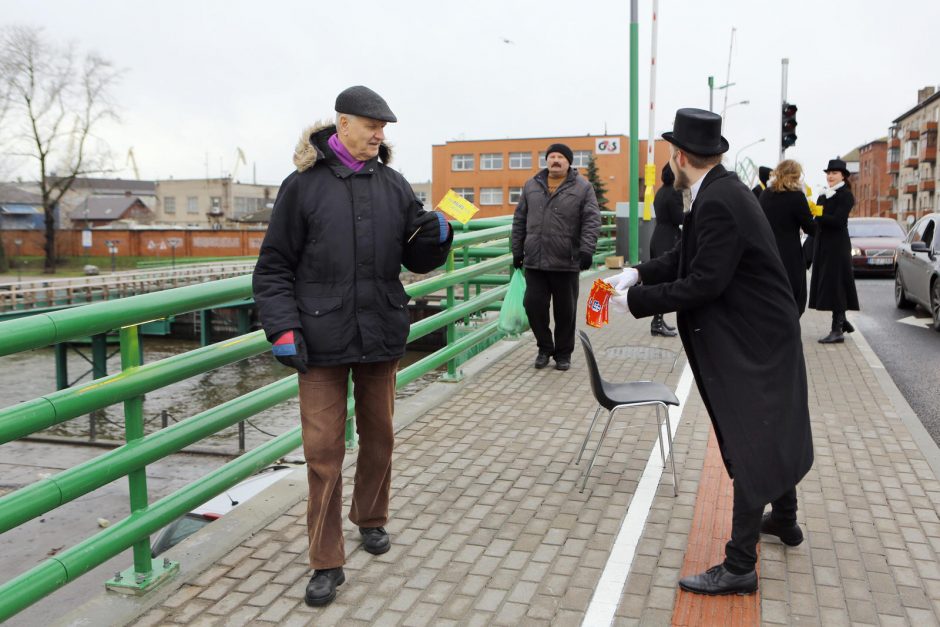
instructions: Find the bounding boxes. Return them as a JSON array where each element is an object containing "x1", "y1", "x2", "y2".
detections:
[
  {"x1": 643, "y1": 0, "x2": 659, "y2": 222},
  {"x1": 780, "y1": 58, "x2": 789, "y2": 161},
  {"x1": 708, "y1": 76, "x2": 714, "y2": 112}
]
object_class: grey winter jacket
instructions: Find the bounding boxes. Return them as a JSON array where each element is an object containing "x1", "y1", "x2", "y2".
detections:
[
  {"x1": 511, "y1": 168, "x2": 601, "y2": 272},
  {"x1": 252, "y1": 122, "x2": 452, "y2": 366}
]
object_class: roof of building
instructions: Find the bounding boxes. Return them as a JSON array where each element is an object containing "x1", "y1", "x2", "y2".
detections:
[
  {"x1": 236, "y1": 208, "x2": 273, "y2": 223},
  {"x1": 892, "y1": 89, "x2": 940, "y2": 123},
  {"x1": 432, "y1": 133, "x2": 637, "y2": 147},
  {"x1": 0, "y1": 204, "x2": 42, "y2": 215},
  {"x1": 69, "y1": 196, "x2": 148, "y2": 220},
  {"x1": 841, "y1": 147, "x2": 861, "y2": 162},
  {"x1": 0, "y1": 183, "x2": 43, "y2": 205},
  {"x1": 59, "y1": 177, "x2": 156, "y2": 194}
]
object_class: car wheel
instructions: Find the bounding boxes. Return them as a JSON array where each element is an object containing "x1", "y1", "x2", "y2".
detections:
[
  {"x1": 895, "y1": 270, "x2": 915, "y2": 309},
  {"x1": 931, "y1": 278, "x2": 940, "y2": 332}
]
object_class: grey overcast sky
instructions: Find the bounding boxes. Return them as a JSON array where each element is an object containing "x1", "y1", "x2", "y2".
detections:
[{"x1": 4, "y1": 0, "x2": 939, "y2": 194}]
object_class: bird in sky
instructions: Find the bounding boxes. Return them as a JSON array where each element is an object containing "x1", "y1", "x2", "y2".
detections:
[{"x1": 500, "y1": 37, "x2": 515, "y2": 45}]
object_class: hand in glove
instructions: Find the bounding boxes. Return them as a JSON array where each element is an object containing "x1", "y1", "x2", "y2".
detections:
[
  {"x1": 579, "y1": 251, "x2": 593, "y2": 271},
  {"x1": 408, "y1": 211, "x2": 450, "y2": 245},
  {"x1": 513, "y1": 255, "x2": 524, "y2": 269},
  {"x1": 609, "y1": 288, "x2": 630, "y2": 314},
  {"x1": 605, "y1": 267, "x2": 639, "y2": 291},
  {"x1": 271, "y1": 329, "x2": 308, "y2": 373}
]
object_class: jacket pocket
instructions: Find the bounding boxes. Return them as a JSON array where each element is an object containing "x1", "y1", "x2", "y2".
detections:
[
  {"x1": 296, "y1": 296, "x2": 353, "y2": 355},
  {"x1": 380, "y1": 290, "x2": 411, "y2": 354}
]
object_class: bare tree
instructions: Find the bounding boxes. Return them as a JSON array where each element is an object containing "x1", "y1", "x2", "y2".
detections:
[{"x1": 0, "y1": 25, "x2": 120, "y2": 273}]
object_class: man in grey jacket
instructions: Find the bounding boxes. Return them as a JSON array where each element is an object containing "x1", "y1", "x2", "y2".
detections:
[{"x1": 511, "y1": 143, "x2": 601, "y2": 370}]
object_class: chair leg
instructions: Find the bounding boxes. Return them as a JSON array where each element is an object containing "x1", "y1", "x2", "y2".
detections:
[
  {"x1": 663, "y1": 404, "x2": 678, "y2": 496},
  {"x1": 576, "y1": 406, "x2": 604, "y2": 465},
  {"x1": 581, "y1": 408, "x2": 617, "y2": 493},
  {"x1": 655, "y1": 405, "x2": 666, "y2": 469}
]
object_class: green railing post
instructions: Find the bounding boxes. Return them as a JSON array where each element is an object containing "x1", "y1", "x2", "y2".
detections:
[
  {"x1": 105, "y1": 325, "x2": 179, "y2": 594},
  {"x1": 54, "y1": 343, "x2": 68, "y2": 390},
  {"x1": 91, "y1": 333, "x2": 108, "y2": 379},
  {"x1": 200, "y1": 309, "x2": 212, "y2": 346},
  {"x1": 441, "y1": 249, "x2": 462, "y2": 382}
]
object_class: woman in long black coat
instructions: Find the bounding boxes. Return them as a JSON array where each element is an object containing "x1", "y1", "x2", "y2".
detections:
[
  {"x1": 808, "y1": 158, "x2": 859, "y2": 343},
  {"x1": 648, "y1": 163, "x2": 683, "y2": 336},
  {"x1": 759, "y1": 159, "x2": 815, "y2": 315}
]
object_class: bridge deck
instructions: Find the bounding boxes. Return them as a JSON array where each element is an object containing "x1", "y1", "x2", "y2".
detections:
[{"x1": 56, "y1": 273, "x2": 940, "y2": 626}]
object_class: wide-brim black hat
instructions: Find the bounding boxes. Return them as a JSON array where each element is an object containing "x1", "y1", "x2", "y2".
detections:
[
  {"x1": 662, "y1": 108, "x2": 729, "y2": 156},
  {"x1": 823, "y1": 158, "x2": 850, "y2": 176}
]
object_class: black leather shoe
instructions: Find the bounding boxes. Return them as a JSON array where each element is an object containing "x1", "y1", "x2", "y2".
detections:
[
  {"x1": 843, "y1": 319, "x2": 855, "y2": 333},
  {"x1": 760, "y1": 513, "x2": 804, "y2": 546},
  {"x1": 678, "y1": 564, "x2": 757, "y2": 595},
  {"x1": 818, "y1": 331, "x2": 844, "y2": 344},
  {"x1": 360, "y1": 526, "x2": 390, "y2": 555},
  {"x1": 554, "y1": 358, "x2": 571, "y2": 371},
  {"x1": 305, "y1": 567, "x2": 345, "y2": 606},
  {"x1": 651, "y1": 323, "x2": 678, "y2": 337},
  {"x1": 662, "y1": 319, "x2": 677, "y2": 332},
  {"x1": 534, "y1": 353, "x2": 551, "y2": 369}
]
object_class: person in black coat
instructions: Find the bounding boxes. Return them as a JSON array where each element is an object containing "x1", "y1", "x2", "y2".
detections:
[
  {"x1": 648, "y1": 163, "x2": 682, "y2": 337},
  {"x1": 607, "y1": 109, "x2": 813, "y2": 596},
  {"x1": 751, "y1": 165, "x2": 772, "y2": 200},
  {"x1": 759, "y1": 159, "x2": 815, "y2": 315},
  {"x1": 252, "y1": 86, "x2": 453, "y2": 607},
  {"x1": 808, "y1": 158, "x2": 859, "y2": 343}
]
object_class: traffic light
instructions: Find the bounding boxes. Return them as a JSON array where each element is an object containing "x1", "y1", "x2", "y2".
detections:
[{"x1": 781, "y1": 102, "x2": 798, "y2": 149}]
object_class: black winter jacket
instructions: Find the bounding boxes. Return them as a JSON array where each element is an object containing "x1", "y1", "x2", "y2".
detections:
[
  {"x1": 252, "y1": 123, "x2": 453, "y2": 366},
  {"x1": 808, "y1": 185, "x2": 859, "y2": 312},
  {"x1": 511, "y1": 168, "x2": 601, "y2": 272}
]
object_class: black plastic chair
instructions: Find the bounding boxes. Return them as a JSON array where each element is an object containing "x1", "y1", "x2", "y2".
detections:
[{"x1": 576, "y1": 330, "x2": 680, "y2": 494}]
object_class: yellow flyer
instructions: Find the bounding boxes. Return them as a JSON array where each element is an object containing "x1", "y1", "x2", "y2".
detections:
[{"x1": 436, "y1": 189, "x2": 479, "y2": 224}]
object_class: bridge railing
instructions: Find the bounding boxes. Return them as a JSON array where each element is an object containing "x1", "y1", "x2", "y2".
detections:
[{"x1": 0, "y1": 214, "x2": 617, "y2": 621}]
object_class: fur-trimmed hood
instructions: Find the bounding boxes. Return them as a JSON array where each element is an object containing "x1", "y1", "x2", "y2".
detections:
[{"x1": 292, "y1": 120, "x2": 393, "y2": 172}]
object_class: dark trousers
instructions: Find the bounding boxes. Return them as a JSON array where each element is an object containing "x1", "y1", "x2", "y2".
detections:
[
  {"x1": 298, "y1": 359, "x2": 398, "y2": 569},
  {"x1": 523, "y1": 269, "x2": 580, "y2": 360},
  {"x1": 724, "y1": 484, "x2": 798, "y2": 573}
]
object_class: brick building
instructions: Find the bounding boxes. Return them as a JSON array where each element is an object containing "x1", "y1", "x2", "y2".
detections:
[
  {"x1": 431, "y1": 135, "x2": 672, "y2": 219},
  {"x1": 854, "y1": 138, "x2": 892, "y2": 218}
]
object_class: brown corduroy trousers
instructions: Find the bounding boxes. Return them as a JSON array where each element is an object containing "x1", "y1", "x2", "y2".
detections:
[{"x1": 297, "y1": 359, "x2": 397, "y2": 569}]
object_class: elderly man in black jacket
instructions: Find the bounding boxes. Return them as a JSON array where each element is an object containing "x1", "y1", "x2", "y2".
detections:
[
  {"x1": 252, "y1": 86, "x2": 452, "y2": 607},
  {"x1": 607, "y1": 109, "x2": 813, "y2": 595},
  {"x1": 511, "y1": 143, "x2": 601, "y2": 371}
]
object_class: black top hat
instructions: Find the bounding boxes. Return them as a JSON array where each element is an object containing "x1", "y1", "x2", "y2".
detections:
[
  {"x1": 335, "y1": 85, "x2": 397, "y2": 123},
  {"x1": 662, "y1": 108, "x2": 729, "y2": 156},
  {"x1": 823, "y1": 158, "x2": 850, "y2": 176}
]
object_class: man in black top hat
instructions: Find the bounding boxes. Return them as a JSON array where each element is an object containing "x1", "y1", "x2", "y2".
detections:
[
  {"x1": 253, "y1": 85, "x2": 453, "y2": 606},
  {"x1": 751, "y1": 165, "x2": 772, "y2": 200},
  {"x1": 607, "y1": 108, "x2": 814, "y2": 595},
  {"x1": 511, "y1": 143, "x2": 601, "y2": 371}
]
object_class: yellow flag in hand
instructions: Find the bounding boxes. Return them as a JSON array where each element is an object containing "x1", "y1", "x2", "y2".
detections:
[{"x1": 437, "y1": 189, "x2": 479, "y2": 224}]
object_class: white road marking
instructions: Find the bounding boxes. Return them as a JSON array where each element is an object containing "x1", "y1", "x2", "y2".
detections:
[
  {"x1": 581, "y1": 362, "x2": 695, "y2": 627},
  {"x1": 898, "y1": 315, "x2": 934, "y2": 329}
]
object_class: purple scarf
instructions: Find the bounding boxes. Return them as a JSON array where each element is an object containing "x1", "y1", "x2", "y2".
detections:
[{"x1": 328, "y1": 133, "x2": 366, "y2": 172}]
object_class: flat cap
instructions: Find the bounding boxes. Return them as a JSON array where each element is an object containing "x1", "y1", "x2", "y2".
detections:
[{"x1": 335, "y1": 85, "x2": 397, "y2": 123}]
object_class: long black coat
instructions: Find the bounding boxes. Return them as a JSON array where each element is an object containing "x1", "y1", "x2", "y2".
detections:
[
  {"x1": 808, "y1": 186, "x2": 859, "y2": 312},
  {"x1": 759, "y1": 189, "x2": 815, "y2": 315},
  {"x1": 650, "y1": 184, "x2": 683, "y2": 258},
  {"x1": 627, "y1": 165, "x2": 813, "y2": 510},
  {"x1": 252, "y1": 123, "x2": 453, "y2": 366}
]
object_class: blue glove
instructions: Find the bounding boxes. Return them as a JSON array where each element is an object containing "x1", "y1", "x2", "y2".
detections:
[
  {"x1": 409, "y1": 211, "x2": 450, "y2": 244},
  {"x1": 271, "y1": 329, "x2": 308, "y2": 373}
]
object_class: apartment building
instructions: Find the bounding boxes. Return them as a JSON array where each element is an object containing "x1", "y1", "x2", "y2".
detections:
[
  {"x1": 153, "y1": 177, "x2": 279, "y2": 228},
  {"x1": 890, "y1": 85, "x2": 939, "y2": 223},
  {"x1": 431, "y1": 135, "x2": 672, "y2": 219}
]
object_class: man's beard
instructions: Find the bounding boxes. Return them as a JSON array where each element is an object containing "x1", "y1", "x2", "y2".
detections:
[{"x1": 673, "y1": 164, "x2": 691, "y2": 190}]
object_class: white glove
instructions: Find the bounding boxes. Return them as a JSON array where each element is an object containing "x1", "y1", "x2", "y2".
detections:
[
  {"x1": 609, "y1": 288, "x2": 629, "y2": 314},
  {"x1": 605, "y1": 268, "x2": 639, "y2": 291}
]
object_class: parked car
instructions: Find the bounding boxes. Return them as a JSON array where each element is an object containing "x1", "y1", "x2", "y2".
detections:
[
  {"x1": 848, "y1": 217, "x2": 907, "y2": 277},
  {"x1": 895, "y1": 213, "x2": 940, "y2": 331},
  {"x1": 151, "y1": 462, "x2": 302, "y2": 557}
]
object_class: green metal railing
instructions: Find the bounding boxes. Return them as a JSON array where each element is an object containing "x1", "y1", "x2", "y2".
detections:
[{"x1": 0, "y1": 214, "x2": 618, "y2": 621}]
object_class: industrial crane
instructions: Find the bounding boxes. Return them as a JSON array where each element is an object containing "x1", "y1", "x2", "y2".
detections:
[
  {"x1": 231, "y1": 147, "x2": 247, "y2": 181},
  {"x1": 126, "y1": 147, "x2": 140, "y2": 179}
]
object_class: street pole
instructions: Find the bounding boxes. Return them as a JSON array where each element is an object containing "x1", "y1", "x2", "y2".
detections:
[
  {"x1": 629, "y1": 0, "x2": 639, "y2": 265},
  {"x1": 734, "y1": 138, "x2": 766, "y2": 170},
  {"x1": 14, "y1": 239, "x2": 22, "y2": 282},
  {"x1": 780, "y1": 58, "x2": 789, "y2": 162},
  {"x1": 643, "y1": 0, "x2": 659, "y2": 222},
  {"x1": 708, "y1": 76, "x2": 714, "y2": 112}
]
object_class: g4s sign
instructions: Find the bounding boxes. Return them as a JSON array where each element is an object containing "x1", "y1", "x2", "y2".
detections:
[{"x1": 595, "y1": 138, "x2": 620, "y2": 154}]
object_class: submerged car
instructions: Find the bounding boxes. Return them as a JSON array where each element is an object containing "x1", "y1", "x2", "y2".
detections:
[
  {"x1": 895, "y1": 213, "x2": 940, "y2": 331},
  {"x1": 151, "y1": 462, "x2": 302, "y2": 557},
  {"x1": 848, "y1": 217, "x2": 906, "y2": 277}
]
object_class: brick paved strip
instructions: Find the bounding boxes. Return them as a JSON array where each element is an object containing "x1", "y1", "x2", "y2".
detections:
[{"x1": 672, "y1": 430, "x2": 760, "y2": 626}]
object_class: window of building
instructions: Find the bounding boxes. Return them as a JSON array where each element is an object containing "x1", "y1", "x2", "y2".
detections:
[
  {"x1": 164, "y1": 196, "x2": 176, "y2": 214},
  {"x1": 509, "y1": 152, "x2": 532, "y2": 170},
  {"x1": 187, "y1": 196, "x2": 199, "y2": 214},
  {"x1": 480, "y1": 187, "x2": 503, "y2": 205},
  {"x1": 509, "y1": 187, "x2": 523, "y2": 204},
  {"x1": 210, "y1": 197, "x2": 222, "y2": 215},
  {"x1": 453, "y1": 187, "x2": 475, "y2": 203},
  {"x1": 234, "y1": 197, "x2": 264, "y2": 218},
  {"x1": 573, "y1": 150, "x2": 593, "y2": 168},
  {"x1": 452, "y1": 154, "x2": 474, "y2": 171},
  {"x1": 538, "y1": 153, "x2": 547, "y2": 168},
  {"x1": 414, "y1": 190, "x2": 428, "y2": 205},
  {"x1": 480, "y1": 153, "x2": 503, "y2": 170}
]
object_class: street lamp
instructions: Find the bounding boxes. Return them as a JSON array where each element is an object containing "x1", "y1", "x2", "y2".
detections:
[
  {"x1": 733, "y1": 137, "x2": 766, "y2": 170},
  {"x1": 13, "y1": 238, "x2": 22, "y2": 282},
  {"x1": 721, "y1": 99, "x2": 750, "y2": 117},
  {"x1": 708, "y1": 78, "x2": 735, "y2": 112},
  {"x1": 105, "y1": 240, "x2": 118, "y2": 273}
]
